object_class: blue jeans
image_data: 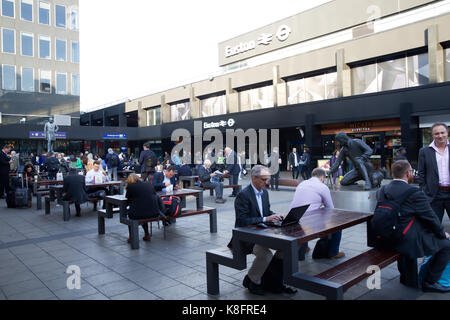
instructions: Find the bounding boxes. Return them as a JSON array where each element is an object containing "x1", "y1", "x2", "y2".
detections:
[{"x1": 302, "y1": 230, "x2": 342, "y2": 257}]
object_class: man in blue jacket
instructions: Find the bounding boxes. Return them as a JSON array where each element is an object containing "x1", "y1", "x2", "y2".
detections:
[
  {"x1": 223, "y1": 147, "x2": 241, "y2": 197},
  {"x1": 152, "y1": 166, "x2": 178, "y2": 192}
]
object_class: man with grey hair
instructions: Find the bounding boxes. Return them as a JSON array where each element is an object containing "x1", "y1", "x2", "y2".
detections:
[
  {"x1": 105, "y1": 148, "x2": 119, "y2": 181},
  {"x1": 198, "y1": 159, "x2": 226, "y2": 203},
  {"x1": 229, "y1": 165, "x2": 295, "y2": 295}
]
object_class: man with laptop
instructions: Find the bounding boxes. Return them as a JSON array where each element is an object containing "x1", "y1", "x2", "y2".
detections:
[
  {"x1": 289, "y1": 168, "x2": 345, "y2": 259},
  {"x1": 230, "y1": 165, "x2": 297, "y2": 295}
]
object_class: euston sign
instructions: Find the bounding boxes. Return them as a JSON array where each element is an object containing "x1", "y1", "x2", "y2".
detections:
[
  {"x1": 224, "y1": 25, "x2": 291, "y2": 59},
  {"x1": 103, "y1": 133, "x2": 127, "y2": 140},
  {"x1": 203, "y1": 118, "x2": 236, "y2": 129}
]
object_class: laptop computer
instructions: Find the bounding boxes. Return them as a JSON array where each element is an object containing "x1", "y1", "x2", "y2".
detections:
[{"x1": 265, "y1": 204, "x2": 310, "y2": 227}]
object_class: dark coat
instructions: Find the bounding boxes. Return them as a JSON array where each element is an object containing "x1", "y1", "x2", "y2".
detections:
[
  {"x1": 138, "y1": 149, "x2": 157, "y2": 173},
  {"x1": 0, "y1": 151, "x2": 11, "y2": 176},
  {"x1": 44, "y1": 156, "x2": 60, "y2": 172},
  {"x1": 151, "y1": 171, "x2": 177, "y2": 191},
  {"x1": 376, "y1": 180, "x2": 447, "y2": 258},
  {"x1": 417, "y1": 145, "x2": 450, "y2": 201},
  {"x1": 289, "y1": 152, "x2": 300, "y2": 168},
  {"x1": 229, "y1": 184, "x2": 276, "y2": 253},
  {"x1": 177, "y1": 164, "x2": 192, "y2": 177},
  {"x1": 62, "y1": 174, "x2": 88, "y2": 204},
  {"x1": 300, "y1": 151, "x2": 311, "y2": 167},
  {"x1": 225, "y1": 151, "x2": 240, "y2": 175},
  {"x1": 197, "y1": 165, "x2": 212, "y2": 183},
  {"x1": 125, "y1": 181, "x2": 161, "y2": 219},
  {"x1": 105, "y1": 153, "x2": 119, "y2": 168}
]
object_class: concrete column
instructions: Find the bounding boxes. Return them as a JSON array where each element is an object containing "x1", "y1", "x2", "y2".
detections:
[
  {"x1": 426, "y1": 25, "x2": 444, "y2": 84},
  {"x1": 305, "y1": 114, "x2": 322, "y2": 166},
  {"x1": 400, "y1": 103, "x2": 420, "y2": 168},
  {"x1": 161, "y1": 95, "x2": 171, "y2": 123},
  {"x1": 336, "y1": 48, "x2": 351, "y2": 97},
  {"x1": 189, "y1": 86, "x2": 201, "y2": 119},
  {"x1": 273, "y1": 65, "x2": 286, "y2": 107},
  {"x1": 226, "y1": 78, "x2": 239, "y2": 114},
  {"x1": 138, "y1": 107, "x2": 147, "y2": 127}
]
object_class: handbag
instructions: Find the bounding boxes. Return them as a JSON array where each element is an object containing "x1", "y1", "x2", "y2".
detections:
[{"x1": 312, "y1": 237, "x2": 331, "y2": 259}]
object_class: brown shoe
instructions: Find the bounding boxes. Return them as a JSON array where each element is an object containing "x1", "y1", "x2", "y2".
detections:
[
  {"x1": 143, "y1": 234, "x2": 151, "y2": 241},
  {"x1": 328, "y1": 252, "x2": 345, "y2": 259}
]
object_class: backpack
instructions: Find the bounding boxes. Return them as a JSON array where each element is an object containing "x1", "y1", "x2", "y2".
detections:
[
  {"x1": 312, "y1": 237, "x2": 331, "y2": 259},
  {"x1": 261, "y1": 256, "x2": 284, "y2": 293},
  {"x1": 370, "y1": 186, "x2": 418, "y2": 248},
  {"x1": 160, "y1": 195, "x2": 181, "y2": 217},
  {"x1": 109, "y1": 154, "x2": 118, "y2": 167},
  {"x1": 145, "y1": 151, "x2": 157, "y2": 169}
]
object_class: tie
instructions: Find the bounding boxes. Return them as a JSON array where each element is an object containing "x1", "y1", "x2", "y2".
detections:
[{"x1": 255, "y1": 190, "x2": 264, "y2": 218}]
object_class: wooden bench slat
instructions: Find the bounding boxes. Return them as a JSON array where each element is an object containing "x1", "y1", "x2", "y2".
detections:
[
  {"x1": 278, "y1": 178, "x2": 299, "y2": 187},
  {"x1": 315, "y1": 248, "x2": 400, "y2": 290}
]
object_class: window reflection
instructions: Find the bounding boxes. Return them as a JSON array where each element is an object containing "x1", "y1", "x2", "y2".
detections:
[
  {"x1": 2, "y1": 65, "x2": 15, "y2": 90},
  {"x1": 2, "y1": 28, "x2": 15, "y2": 54},
  {"x1": 446, "y1": 48, "x2": 450, "y2": 82},
  {"x1": 171, "y1": 102, "x2": 190, "y2": 121},
  {"x1": 39, "y1": 1, "x2": 50, "y2": 25},
  {"x1": 21, "y1": 33, "x2": 33, "y2": 56},
  {"x1": 287, "y1": 78, "x2": 305, "y2": 104},
  {"x1": 55, "y1": 5, "x2": 66, "y2": 28},
  {"x1": 72, "y1": 74, "x2": 80, "y2": 96},
  {"x1": 240, "y1": 85, "x2": 274, "y2": 111},
  {"x1": 147, "y1": 107, "x2": 161, "y2": 126},
  {"x1": 40, "y1": 70, "x2": 51, "y2": 93},
  {"x1": 56, "y1": 73, "x2": 66, "y2": 94},
  {"x1": 352, "y1": 64, "x2": 377, "y2": 95},
  {"x1": 326, "y1": 72, "x2": 338, "y2": 99},
  {"x1": 407, "y1": 53, "x2": 429, "y2": 87},
  {"x1": 2, "y1": 0, "x2": 14, "y2": 18},
  {"x1": 22, "y1": 67, "x2": 34, "y2": 92},
  {"x1": 305, "y1": 74, "x2": 326, "y2": 102},
  {"x1": 21, "y1": 0, "x2": 33, "y2": 21},
  {"x1": 377, "y1": 57, "x2": 407, "y2": 91},
  {"x1": 201, "y1": 95, "x2": 226, "y2": 117}
]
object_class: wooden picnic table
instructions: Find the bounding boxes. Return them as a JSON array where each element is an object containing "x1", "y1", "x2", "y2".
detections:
[
  {"x1": 206, "y1": 208, "x2": 376, "y2": 299},
  {"x1": 178, "y1": 175, "x2": 199, "y2": 188},
  {"x1": 48, "y1": 181, "x2": 124, "y2": 201}
]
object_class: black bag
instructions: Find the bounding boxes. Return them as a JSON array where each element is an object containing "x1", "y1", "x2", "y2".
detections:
[
  {"x1": 109, "y1": 154, "x2": 119, "y2": 167},
  {"x1": 145, "y1": 151, "x2": 157, "y2": 170},
  {"x1": 370, "y1": 187, "x2": 417, "y2": 248},
  {"x1": 160, "y1": 195, "x2": 181, "y2": 217},
  {"x1": 7, "y1": 174, "x2": 31, "y2": 208},
  {"x1": 261, "y1": 256, "x2": 284, "y2": 293},
  {"x1": 312, "y1": 237, "x2": 331, "y2": 259}
]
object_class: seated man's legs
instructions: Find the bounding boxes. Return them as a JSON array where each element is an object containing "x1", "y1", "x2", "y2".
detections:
[
  {"x1": 213, "y1": 181, "x2": 224, "y2": 199},
  {"x1": 424, "y1": 239, "x2": 450, "y2": 286},
  {"x1": 248, "y1": 244, "x2": 274, "y2": 285},
  {"x1": 328, "y1": 230, "x2": 343, "y2": 257}
]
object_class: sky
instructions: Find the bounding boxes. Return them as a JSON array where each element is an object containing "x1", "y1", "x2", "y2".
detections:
[{"x1": 79, "y1": 0, "x2": 333, "y2": 112}]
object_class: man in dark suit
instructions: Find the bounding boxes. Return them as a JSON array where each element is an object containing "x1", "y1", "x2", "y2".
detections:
[
  {"x1": 139, "y1": 142, "x2": 157, "y2": 182},
  {"x1": 230, "y1": 165, "x2": 292, "y2": 295},
  {"x1": 300, "y1": 147, "x2": 312, "y2": 180},
  {"x1": 395, "y1": 147, "x2": 408, "y2": 161},
  {"x1": 417, "y1": 123, "x2": 450, "y2": 223},
  {"x1": 62, "y1": 169, "x2": 88, "y2": 217},
  {"x1": 0, "y1": 145, "x2": 11, "y2": 199},
  {"x1": 223, "y1": 147, "x2": 241, "y2": 197},
  {"x1": 289, "y1": 147, "x2": 300, "y2": 180},
  {"x1": 44, "y1": 152, "x2": 60, "y2": 180},
  {"x1": 198, "y1": 160, "x2": 226, "y2": 203},
  {"x1": 152, "y1": 166, "x2": 178, "y2": 192},
  {"x1": 376, "y1": 160, "x2": 450, "y2": 293}
]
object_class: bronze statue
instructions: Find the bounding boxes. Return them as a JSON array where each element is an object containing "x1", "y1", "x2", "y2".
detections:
[
  {"x1": 44, "y1": 117, "x2": 59, "y2": 153},
  {"x1": 329, "y1": 132, "x2": 384, "y2": 190}
]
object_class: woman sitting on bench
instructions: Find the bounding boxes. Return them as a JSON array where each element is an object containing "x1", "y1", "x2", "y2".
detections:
[{"x1": 125, "y1": 174, "x2": 166, "y2": 243}]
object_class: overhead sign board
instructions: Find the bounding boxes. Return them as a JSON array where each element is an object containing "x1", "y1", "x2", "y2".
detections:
[
  {"x1": 103, "y1": 133, "x2": 127, "y2": 140},
  {"x1": 29, "y1": 131, "x2": 67, "y2": 139}
]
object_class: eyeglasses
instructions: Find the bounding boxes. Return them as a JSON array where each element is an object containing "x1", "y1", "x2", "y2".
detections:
[{"x1": 258, "y1": 177, "x2": 270, "y2": 182}]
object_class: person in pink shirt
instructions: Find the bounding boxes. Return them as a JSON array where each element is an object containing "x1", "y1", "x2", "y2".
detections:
[
  {"x1": 418, "y1": 123, "x2": 450, "y2": 223},
  {"x1": 288, "y1": 168, "x2": 345, "y2": 259}
]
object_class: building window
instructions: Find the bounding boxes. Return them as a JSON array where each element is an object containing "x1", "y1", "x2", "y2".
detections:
[
  {"x1": 446, "y1": 48, "x2": 450, "y2": 82},
  {"x1": 351, "y1": 63, "x2": 377, "y2": 95},
  {"x1": 377, "y1": 57, "x2": 407, "y2": 91},
  {"x1": 56, "y1": 73, "x2": 67, "y2": 94},
  {"x1": 39, "y1": 1, "x2": 50, "y2": 25},
  {"x1": 2, "y1": 65, "x2": 16, "y2": 90},
  {"x1": 201, "y1": 95, "x2": 227, "y2": 117},
  {"x1": 55, "y1": 4, "x2": 66, "y2": 28},
  {"x1": 240, "y1": 85, "x2": 274, "y2": 111},
  {"x1": 325, "y1": 72, "x2": 338, "y2": 99},
  {"x1": 55, "y1": 39, "x2": 67, "y2": 61},
  {"x1": 1, "y1": 0, "x2": 14, "y2": 18},
  {"x1": 39, "y1": 35, "x2": 51, "y2": 59},
  {"x1": 170, "y1": 102, "x2": 190, "y2": 121},
  {"x1": 2, "y1": 28, "x2": 15, "y2": 54},
  {"x1": 71, "y1": 41, "x2": 79, "y2": 63},
  {"x1": 407, "y1": 53, "x2": 429, "y2": 87},
  {"x1": 147, "y1": 107, "x2": 161, "y2": 126},
  {"x1": 71, "y1": 74, "x2": 80, "y2": 96},
  {"x1": 21, "y1": 67, "x2": 34, "y2": 92},
  {"x1": 21, "y1": 0, "x2": 33, "y2": 21},
  {"x1": 287, "y1": 78, "x2": 305, "y2": 104},
  {"x1": 304, "y1": 74, "x2": 326, "y2": 102},
  {"x1": 40, "y1": 70, "x2": 51, "y2": 93},
  {"x1": 21, "y1": 32, "x2": 34, "y2": 57},
  {"x1": 70, "y1": 8, "x2": 79, "y2": 31}
]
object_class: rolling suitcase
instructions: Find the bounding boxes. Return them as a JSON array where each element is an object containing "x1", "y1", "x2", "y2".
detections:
[{"x1": 6, "y1": 174, "x2": 31, "y2": 208}]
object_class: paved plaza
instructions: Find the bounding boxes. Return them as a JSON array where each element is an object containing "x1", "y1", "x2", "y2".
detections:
[{"x1": 0, "y1": 174, "x2": 449, "y2": 301}]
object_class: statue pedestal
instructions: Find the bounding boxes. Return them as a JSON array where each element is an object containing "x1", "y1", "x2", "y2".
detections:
[{"x1": 330, "y1": 183, "x2": 379, "y2": 213}]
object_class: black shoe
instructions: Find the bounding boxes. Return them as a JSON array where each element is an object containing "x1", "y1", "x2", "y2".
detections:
[
  {"x1": 75, "y1": 212, "x2": 81, "y2": 217},
  {"x1": 281, "y1": 285, "x2": 297, "y2": 294},
  {"x1": 229, "y1": 194, "x2": 236, "y2": 198},
  {"x1": 215, "y1": 198, "x2": 226, "y2": 204},
  {"x1": 422, "y1": 281, "x2": 450, "y2": 293},
  {"x1": 242, "y1": 275, "x2": 265, "y2": 295}
]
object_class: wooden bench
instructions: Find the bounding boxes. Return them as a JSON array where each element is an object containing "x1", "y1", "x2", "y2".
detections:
[
  {"x1": 278, "y1": 178, "x2": 299, "y2": 187},
  {"x1": 36, "y1": 191, "x2": 50, "y2": 210},
  {"x1": 206, "y1": 247, "x2": 403, "y2": 299},
  {"x1": 122, "y1": 206, "x2": 217, "y2": 249},
  {"x1": 198, "y1": 184, "x2": 242, "y2": 196},
  {"x1": 45, "y1": 196, "x2": 102, "y2": 221}
]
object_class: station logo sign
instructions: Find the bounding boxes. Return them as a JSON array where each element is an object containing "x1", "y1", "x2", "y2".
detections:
[
  {"x1": 103, "y1": 133, "x2": 127, "y2": 139},
  {"x1": 203, "y1": 118, "x2": 236, "y2": 129}
]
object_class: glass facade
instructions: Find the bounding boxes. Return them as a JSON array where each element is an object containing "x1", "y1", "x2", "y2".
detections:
[
  {"x1": 446, "y1": 48, "x2": 450, "y2": 82},
  {"x1": 21, "y1": 32, "x2": 33, "y2": 56},
  {"x1": 1, "y1": 0, "x2": 14, "y2": 18},
  {"x1": 287, "y1": 72, "x2": 337, "y2": 104},
  {"x1": 71, "y1": 41, "x2": 79, "y2": 63},
  {"x1": 407, "y1": 53, "x2": 429, "y2": 87},
  {"x1": 201, "y1": 95, "x2": 227, "y2": 117},
  {"x1": 39, "y1": 35, "x2": 51, "y2": 59},
  {"x1": 21, "y1": 0, "x2": 33, "y2": 21},
  {"x1": 39, "y1": 1, "x2": 50, "y2": 25},
  {"x1": 326, "y1": 72, "x2": 338, "y2": 99},
  {"x1": 377, "y1": 57, "x2": 407, "y2": 91},
  {"x1": 147, "y1": 107, "x2": 161, "y2": 126},
  {"x1": 72, "y1": 74, "x2": 80, "y2": 96},
  {"x1": 305, "y1": 74, "x2": 326, "y2": 102},
  {"x1": 21, "y1": 67, "x2": 34, "y2": 92},
  {"x1": 56, "y1": 39, "x2": 66, "y2": 61},
  {"x1": 2, "y1": 65, "x2": 16, "y2": 90},
  {"x1": 170, "y1": 102, "x2": 190, "y2": 121},
  {"x1": 240, "y1": 85, "x2": 274, "y2": 111},
  {"x1": 55, "y1": 5, "x2": 66, "y2": 28},
  {"x1": 352, "y1": 63, "x2": 377, "y2": 95},
  {"x1": 40, "y1": 70, "x2": 51, "y2": 93},
  {"x1": 2, "y1": 28, "x2": 15, "y2": 54},
  {"x1": 56, "y1": 73, "x2": 66, "y2": 94},
  {"x1": 287, "y1": 78, "x2": 306, "y2": 104}
]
